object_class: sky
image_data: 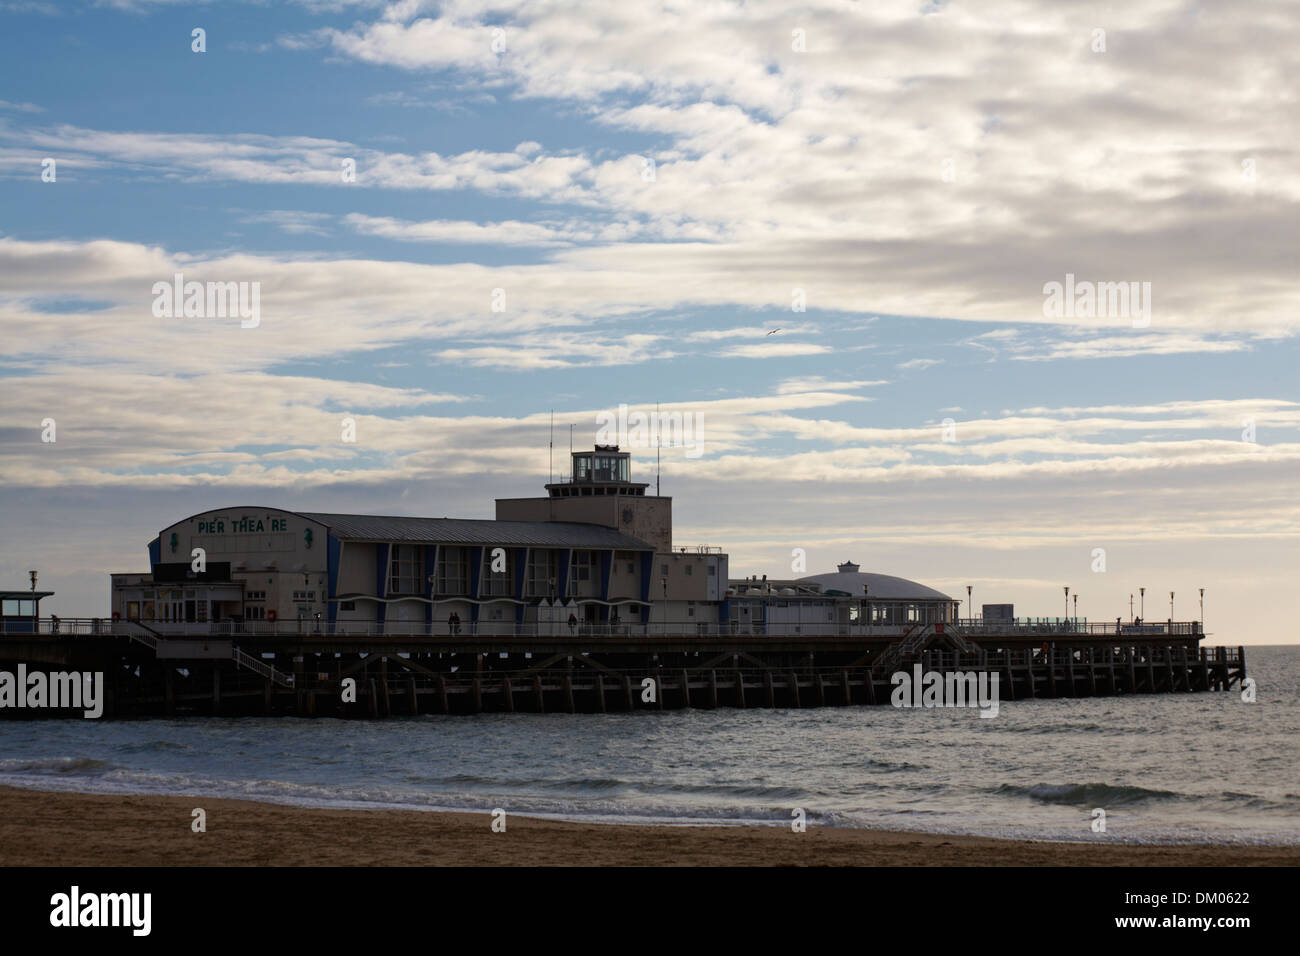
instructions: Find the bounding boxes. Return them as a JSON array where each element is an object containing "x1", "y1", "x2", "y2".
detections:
[{"x1": 0, "y1": 0, "x2": 1296, "y2": 642}]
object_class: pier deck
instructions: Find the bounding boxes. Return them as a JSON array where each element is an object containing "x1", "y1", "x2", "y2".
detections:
[{"x1": 0, "y1": 618, "x2": 1245, "y2": 718}]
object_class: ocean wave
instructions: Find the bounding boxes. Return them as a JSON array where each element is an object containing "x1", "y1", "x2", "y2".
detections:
[
  {"x1": 996, "y1": 782, "x2": 1182, "y2": 806},
  {"x1": 0, "y1": 756, "x2": 115, "y2": 774}
]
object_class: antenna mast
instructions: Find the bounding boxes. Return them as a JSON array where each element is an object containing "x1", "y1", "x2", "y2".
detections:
[{"x1": 656, "y1": 401, "x2": 661, "y2": 496}]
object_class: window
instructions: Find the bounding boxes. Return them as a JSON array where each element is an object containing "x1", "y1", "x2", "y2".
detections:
[
  {"x1": 661, "y1": 564, "x2": 668, "y2": 576},
  {"x1": 389, "y1": 544, "x2": 422, "y2": 594},
  {"x1": 246, "y1": 590, "x2": 266, "y2": 601},
  {"x1": 527, "y1": 551, "x2": 558, "y2": 598},
  {"x1": 592, "y1": 455, "x2": 627, "y2": 482},
  {"x1": 292, "y1": 591, "x2": 316, "y2": 601},
  {"x1": 572, "y1": 550, "x2": 594, "y2": 583},
  {"x1": 339, "y1": 600, "x2": 356, "y2": 612},
  {"x1": 436, "y1": 546, "x2": 469, "y2": 596},
  {"x1": 685, "y1": 564, "x2": 693, "y2": 576}
]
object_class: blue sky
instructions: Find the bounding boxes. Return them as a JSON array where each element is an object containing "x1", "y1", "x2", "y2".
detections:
[{"x1": 1, "y1": 0, "x2": 1297, "y2": 639}]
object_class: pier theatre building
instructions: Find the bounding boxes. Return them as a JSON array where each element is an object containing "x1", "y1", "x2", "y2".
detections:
[{"x1": 110, "y1": 446, "x2": 960, "y2": 637}]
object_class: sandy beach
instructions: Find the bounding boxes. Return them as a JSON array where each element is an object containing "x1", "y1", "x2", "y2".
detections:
[{"x1": 0, "y1": 785, "x2": 1295, "y2": 866}]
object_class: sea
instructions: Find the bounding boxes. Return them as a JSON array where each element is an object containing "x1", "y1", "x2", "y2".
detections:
[{"x1": 1, "y1": 646, "x2": 1296, "y2": 846}]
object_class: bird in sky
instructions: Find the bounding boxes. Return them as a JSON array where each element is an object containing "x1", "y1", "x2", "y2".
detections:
[{"x1": 767, "y1": 328, "x2": 781, "y2": 335}]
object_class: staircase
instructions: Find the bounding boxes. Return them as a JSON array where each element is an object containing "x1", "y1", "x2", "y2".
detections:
[
  {"x1": 114, "y1": 621, "x2": 294, "y2": 687},
  {"x1": 231, "y1": 646, "x2": 296, "y2": 687},
  {"x1": 871, "y1": 623, "x2": 935, "y2": 677},
  {"x1": 871, "y1": 623, "x2": 978, "y2": 677}
]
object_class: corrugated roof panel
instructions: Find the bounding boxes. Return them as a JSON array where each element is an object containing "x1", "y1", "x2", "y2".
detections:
[{"x1": 299, "y1": 512, "x2": 653, "y2": 550}]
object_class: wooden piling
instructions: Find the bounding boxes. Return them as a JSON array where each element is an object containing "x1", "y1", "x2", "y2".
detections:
[
  {"x1": 623, "y1": 674, "x2": 635, "y2": 711},
  {"x1": 594, "y1": 673, "x2": 606, "y2": 713},
  {"x1": 367, "y1": 679, "x2": 378, "y2": 717},
  {"x1": 765, "y1": 671, "x2": 776, "y2": 708},
  {"x1": 437, "y1": 674, "x2": 449, "y2": 714},
  {"x1": 502, "y1": 676, "x2": 514, "y2": 712},
  {"x1": 734, "y1": 670, "x2": 746, "y2": 708},
  {"x1": 533, "y1": 675, "x2": 545, "y2": 713},
  {"x1": 680, "y1": 670, "x2": 691, "y2": 709},
  {"x1": 407, "y1": 677, "x2": 418, "y2": 715},
  {"x1": 563, "y1": 674, "x2": 575, "y2": 713},
  {"x1": 470, "y1": 677, "x2": 482, "y2": 713},
  {"x1": 708, "y1": 670, "x2": 718, "y2": 709},
  {"x1": 788, "y1": 672, "x2": 801, "y2": 708}
]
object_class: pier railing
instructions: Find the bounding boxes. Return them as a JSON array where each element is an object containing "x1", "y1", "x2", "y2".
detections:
[{"x1": 2, "y1": 617, "x2": 1206, "y2": 641}]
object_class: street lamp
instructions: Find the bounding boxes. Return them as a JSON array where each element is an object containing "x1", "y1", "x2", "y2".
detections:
[
  {"x1": 966, "y1": 585, "x2": 972, "y2": 622},
  {"x1": 1139, "y1": 587, "x2": 1145, "y2": 620},
  {"x1": 661, "y1": 576, "x2": 667, "y2": 633},
  {"x1": 1170, "y1": 591, "x2": 1175, "y2": 620},
  {"x1": 1063, "y1": 586, "x2": 1069, "y2": 625},
  {"x1": 1073, "y1": 593, "x2": 1078, "y2": 625},
  {"x1": 864, "y1": 583, "x2": 870, "y2": 636},
  {"x1": 28, "y1": 570, "x2": 37, "y2": 633},
  {"x1": 1199, "y1": 587, "x2": 1205, "y2": 627}
]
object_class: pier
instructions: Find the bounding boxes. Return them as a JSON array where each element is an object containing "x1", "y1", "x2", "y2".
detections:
[{"x1": 0, "y1": 617, "x2": 1245, "y2": 718}]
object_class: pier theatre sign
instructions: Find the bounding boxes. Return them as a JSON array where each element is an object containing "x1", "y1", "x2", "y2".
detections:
[{"x1": 196, "y1": 517, "x2": 290, "y2": 534}]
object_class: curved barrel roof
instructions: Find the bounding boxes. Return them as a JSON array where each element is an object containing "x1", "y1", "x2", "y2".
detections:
[
  {"x1": 300, "y1": 512, "x2": 653, "y2": 550},
  {"x1": 797, "y1": 567, "x2": 955, "y2": 602}
]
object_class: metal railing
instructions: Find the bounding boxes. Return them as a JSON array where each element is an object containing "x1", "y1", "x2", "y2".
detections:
[
  {"x1": 231, "y1": 646, "x2": 295, "y2": 686},
  {"x1": 2, "y1": 617, "x2": 1205, "y2": 641}
]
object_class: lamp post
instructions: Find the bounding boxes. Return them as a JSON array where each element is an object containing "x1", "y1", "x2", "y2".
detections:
[
  {"x1": 1139, "y1": 587, "x2": 1145, "y2": 620},
  {"x1": 1199, "y1": 587, "x2": 1205, "y2": 627},
  {"x1": 1170, "y1": 591, "x2": 1175, "y2": 621},
  {"x1": 864, "y1": 584, "x2": 870, "y2": 636},
  {"x1": 966, "y1": 585, "x2": 972, "y2": 623},
  {"x1": 1063, "y1": 586, "x2": 1069, "y2": 626},
  {"x1": 1129, "y1": 593, "x2": 1134, "y2": 621},
  {"x1": 1073, "y1": 593, "x2": 1078, "y2": 625},
  {"x1": 661, "y1": 576, "x2": 668, "y2": 634},
  {"x1": 28, "y1": 570, "x2": 37, "y2": 633}
]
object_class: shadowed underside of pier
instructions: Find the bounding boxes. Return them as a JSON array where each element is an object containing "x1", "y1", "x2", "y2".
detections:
[{"x1": 0, "y1": 621, "x2": 1247, "y2": 718}]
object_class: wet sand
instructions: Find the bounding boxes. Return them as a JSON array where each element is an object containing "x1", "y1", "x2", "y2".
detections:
[{"x1": 1, "y1": 786, "x2": 1294, "y2": 866}]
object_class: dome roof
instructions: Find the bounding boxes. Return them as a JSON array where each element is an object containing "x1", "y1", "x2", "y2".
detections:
[{"x1": 797, "y1": 562, "x2": 955, "y2": 602}]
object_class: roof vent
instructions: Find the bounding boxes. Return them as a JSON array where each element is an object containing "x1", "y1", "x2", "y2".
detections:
[{"x1": 837, "y1": 561, "x2": 860, "y2": 573}]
